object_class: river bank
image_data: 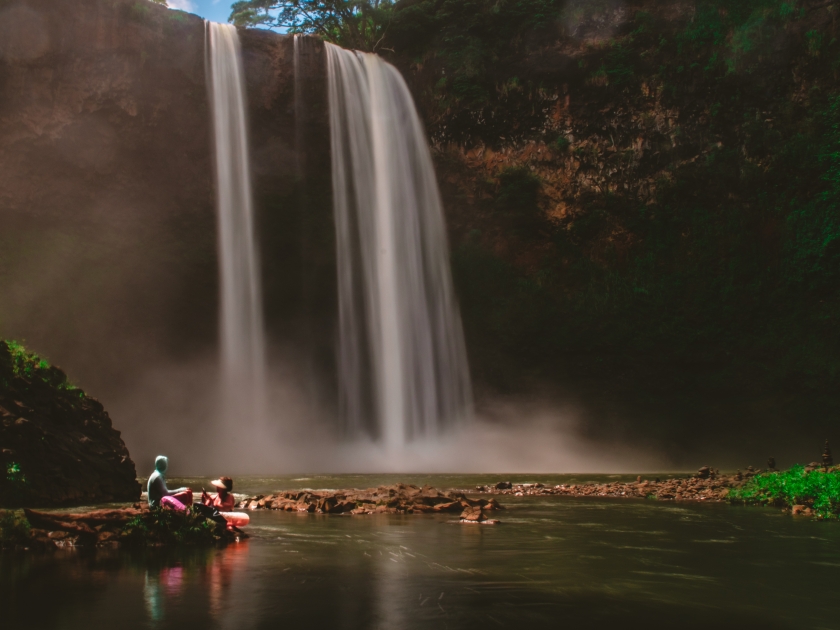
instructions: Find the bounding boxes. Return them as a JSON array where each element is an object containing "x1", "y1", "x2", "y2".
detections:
[
  {"x1": 4, "y1": 485, "x2": 838, "y2": 629},
  {"x1": 237, "y1": 483, "x2": 504, "y2": 523},
  {"x1": 477, "y1": 467, "x2": 738, "y2": 503}
]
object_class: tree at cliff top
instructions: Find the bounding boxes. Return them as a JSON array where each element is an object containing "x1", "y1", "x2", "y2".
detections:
[
  {"x1": 0, "y1": 340, "x2": 140, "y2": 507},
  {"x1": 229, "y1": 0, "x2": 394, "y2": 51}
]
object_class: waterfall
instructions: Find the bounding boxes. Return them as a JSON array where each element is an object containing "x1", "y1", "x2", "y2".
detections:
[
  {"x1": 325, "y1": 43, "x2": 472, "y2": 447},
  {"x1": 207, "y1": 22, "x2": 267, "y2": 426}
]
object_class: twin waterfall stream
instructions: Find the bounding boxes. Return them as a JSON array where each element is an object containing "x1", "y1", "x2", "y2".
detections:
[
  {"x1": 206, "y1": 23, "x2": 268, "y2": 431},
  {"x1": 207, "y1": 25, "x2": 471, "y2": 449}
]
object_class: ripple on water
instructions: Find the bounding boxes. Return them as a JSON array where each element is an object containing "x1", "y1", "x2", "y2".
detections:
[{"x1": 631, "y1": 571, "x2": 717, "y2": 582}]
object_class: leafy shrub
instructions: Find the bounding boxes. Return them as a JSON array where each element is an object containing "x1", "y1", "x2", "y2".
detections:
[
  {"x1": 2, "y1": 340, "x2": 80, "y2": 393},
  {"x1": 729, "y1": 466, "x2": 840, "y2": 519}
]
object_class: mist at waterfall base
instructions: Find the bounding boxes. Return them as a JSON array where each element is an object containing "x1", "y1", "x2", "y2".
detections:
[
  {"x1": 0, "y1": 25, "x2": 663, "y2": 477},
  {"x1": 114, "y1": 361, "x2": 663, "y2": 476}
]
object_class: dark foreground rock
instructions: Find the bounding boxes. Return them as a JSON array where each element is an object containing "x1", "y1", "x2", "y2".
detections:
[
  {"x1": 0, "y1": 341, "x2": 140, "y2": 507},
  {"x1": 239, "y1": 483, "x2": 504, "y2": 516},
  {"x1": 0, "y1": 341, "x2": 140, "y2": 506}
]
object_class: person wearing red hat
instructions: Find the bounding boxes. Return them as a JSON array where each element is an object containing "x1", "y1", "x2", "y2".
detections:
[{"x1": 201, "y1": 477, "x2": 236, "y2": 512}]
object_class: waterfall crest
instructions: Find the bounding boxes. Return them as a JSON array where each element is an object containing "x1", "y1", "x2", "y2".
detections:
[
  {"x1": 325, "y1": 43, "x2": 472, "y2": 447},
  {"x1": 207, "y1": 22, "x2": 267, "y2": 425}
]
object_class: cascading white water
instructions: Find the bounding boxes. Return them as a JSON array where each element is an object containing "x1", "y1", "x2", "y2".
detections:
[
  {"x1": 207, "y1": 22, "x2": 267, "y2": 426},
  {"x1": 325, "y1": 43, "x2": 472, "y2": 448}
]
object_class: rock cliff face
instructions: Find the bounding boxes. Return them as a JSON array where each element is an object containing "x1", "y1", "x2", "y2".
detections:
[
  {"x1": 2, "y1": 0, "x2": 837, "y2": 463},
  {"x1": 0, "y1": 341, "x2": 139, "y2": 506},
  {"x1": 380, "y1": 0, "x2": 840, "y2": 456},
  {"x1": 0, "y1": 0, "x2": 334, "y2": 406}
]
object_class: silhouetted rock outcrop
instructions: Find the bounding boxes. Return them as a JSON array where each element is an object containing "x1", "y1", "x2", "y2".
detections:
[{"x1": 0, "y1": 341, "x2": 140, "y2": 506}]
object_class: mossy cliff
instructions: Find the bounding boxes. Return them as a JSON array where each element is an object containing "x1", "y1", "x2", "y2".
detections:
[
  {"x1": 375, "y1": 0, "x2": 840, "y2": 450},
  {"x1": 0, "y1": 340, "x2": 140, "y2": 507},
  {"x1": 1, "y1": 0, "x2": 837, "y2": 459}
]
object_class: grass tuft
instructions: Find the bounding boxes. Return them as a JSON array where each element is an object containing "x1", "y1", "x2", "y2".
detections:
[{"x1": 728, "y1": 465, "x2": 840, "y2": 519}]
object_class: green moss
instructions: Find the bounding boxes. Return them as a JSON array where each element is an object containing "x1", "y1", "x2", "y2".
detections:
[
  {"x1": 2, "y1": 340, "x2": 81, "y2": 393},
  {"x1": 729, "y1": 466, "x2": 840, "y2": 519}
]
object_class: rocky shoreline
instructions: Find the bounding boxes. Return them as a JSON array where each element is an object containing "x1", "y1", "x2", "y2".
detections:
[
  {"x1": 235, "y1": 469, "x2": 767, "y2": 524},
  {"x1": 238, "y1": 483, "x2": 504, "y2": 523},
  {"x1": 475, "y1": 467, "x2": 744, "y2": 503},
  {"x1": 1, "y1": 504, "x2": 243, "y2": 551}
]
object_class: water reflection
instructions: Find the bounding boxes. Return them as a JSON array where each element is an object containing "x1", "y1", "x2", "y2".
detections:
[
  {"x1": 3, "y1": 486, "x2": 840, "y2": 629},
  {"x1": 142, "y1": 541, "x2": 250, "y2": 626}
]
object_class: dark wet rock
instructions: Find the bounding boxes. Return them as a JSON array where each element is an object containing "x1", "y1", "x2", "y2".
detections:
[
  {"x1": 0, "y1": 342, "x2": 140, "y2": 507},
  {"x1": 459, "y1": 505, "x2": 485, "y2": 521},
  {"x1": 495, "y1": 481, "x2": 512, "y2": 490}
]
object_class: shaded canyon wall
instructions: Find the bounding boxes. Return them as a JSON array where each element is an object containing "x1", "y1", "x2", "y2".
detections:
[{"x1": 0, "y1": 0, "x2": 335, "y2": 469}]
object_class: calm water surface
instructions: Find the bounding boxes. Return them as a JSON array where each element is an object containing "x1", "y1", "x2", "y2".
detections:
[{"x1": 2, "y1": 474, "x2": 838, "y2": 630}]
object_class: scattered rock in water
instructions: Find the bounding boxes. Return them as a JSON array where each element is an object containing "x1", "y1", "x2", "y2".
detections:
[
  {"x1": 238, "y1": 483, "x2": 505, "y2": 516},
  {"x1": 480, "y1": 473, "x2": 746, "y2": 503},
  {"x1": 0, "y1": 341, "x2": 140, "y2": 507},
  {"x1": 494, "y1": 481, "x2": 512, "y2": 490}
]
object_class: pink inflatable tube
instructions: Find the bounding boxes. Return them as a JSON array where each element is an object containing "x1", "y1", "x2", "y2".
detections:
[{"x1": 221, "y1": 512, "x2": 250, "y2": 528}]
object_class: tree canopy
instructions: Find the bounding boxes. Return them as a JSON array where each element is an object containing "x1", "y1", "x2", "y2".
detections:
[{"x1": 228, "y1": 0, "x2": 395, "y2": 52}]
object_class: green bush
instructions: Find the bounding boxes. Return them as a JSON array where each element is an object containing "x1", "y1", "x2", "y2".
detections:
[
  {"x1": 121, "y1": 507, "x2": 225, "y2": 546},
  {"x1": 729, "y1": 466, "x2": 840, "y2": 519}
]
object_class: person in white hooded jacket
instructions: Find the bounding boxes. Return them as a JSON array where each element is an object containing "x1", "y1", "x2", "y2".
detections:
[{"x1": 147, "y1": 455, "x2": 193, "y2": 510}]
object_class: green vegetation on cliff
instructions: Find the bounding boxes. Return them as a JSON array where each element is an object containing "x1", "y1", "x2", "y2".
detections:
[
  {"x1": 379, "y1": 1, "x2": 840, "y2": 428},
  {"x1": 2, "y1": 340, "x2": 82, "y2": 394},
  {"x1": 219, "y1": 1, "x2": 840, "y2": 444},
  {"x1": 729, "y1": 466, "x2": 840, "y2": 519},
  {"x1": 230, "y1": 0, "x2": 394, "y2": 51},
  {"x1": 121, "y1": 507, "x2": 231, "y2": 546},
  {"x1": 0, "y1": 340, "x2": 139, "y2": 507}
]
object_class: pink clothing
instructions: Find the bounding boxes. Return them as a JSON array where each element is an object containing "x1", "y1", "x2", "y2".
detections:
[{"x1": 161, "y1": 490, "x2": 193, "y2": 512}]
